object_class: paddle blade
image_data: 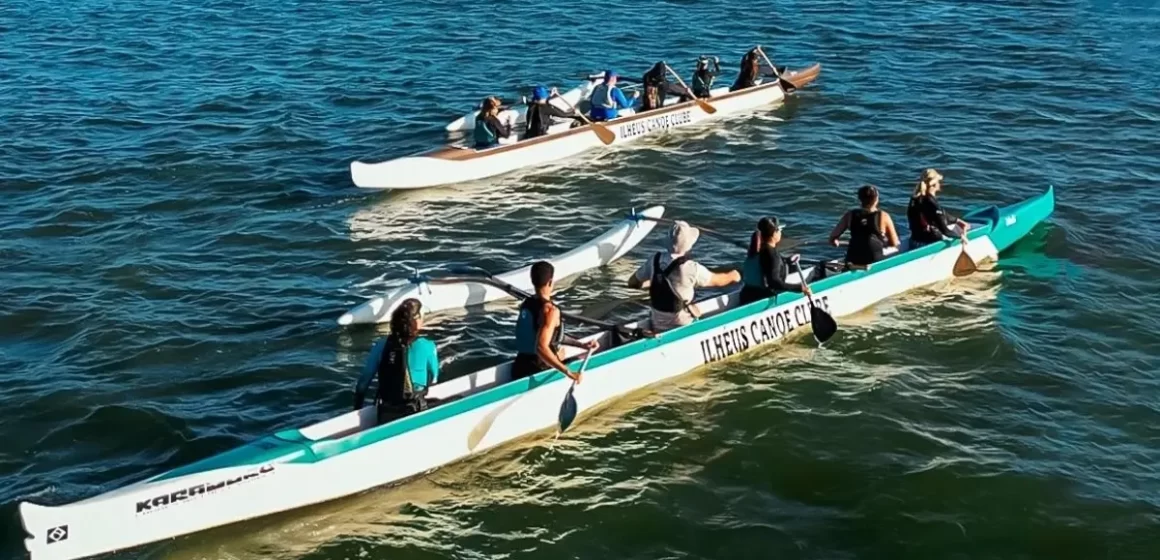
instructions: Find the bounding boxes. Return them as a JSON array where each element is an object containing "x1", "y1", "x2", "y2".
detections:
[
  {"x1": 694, "y1": 98, "x2": 717, "y2": 114},
  {"x1": 953, "y1": 245, "x2": 977, "y2": 277},
  {"x1": 557, "y1": 385, "x2": 578, "y2": 433},
  {"x1": 810, "y1": 306, "x2": 838, "y2": 344},
  {"x1": 591, "y1": 124, "x2": 616, "y2": 145}
]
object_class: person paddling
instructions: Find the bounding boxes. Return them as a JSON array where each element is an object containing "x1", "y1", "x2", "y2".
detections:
[
  {"x1": 354, "y1": 299, "x2": 440, "y2": 423},
  {"x1": 730, "y1": 48, "x2": 762, "y2": 91},
  {"x1": 628, "y1": 221, "x2": 741, "y2": 332},
  {"x1": 588, "y1": 70, "x2": 638, "y2": 122},
  {"x1": 512, "y1": 261, "x2": 599, "y2": 381},
  {"x1": 524, "y1": 86, "x2": 581, "y2": 140},
  {"x1": 739, "y1": 217, "x2": 813, "y2": 305},
  {"x1": 828, "y1": 185, "x2": 901, "y2": 268},
  {"x1": 907, "y1": 168, "x2": 970, "y2": 250},
  {"x1": 473, "y1": 96, "x2": 512, "y2": 149},
  {"x1": 641, "y1": 62, "x2": 669, "y2": 111},
  {"x1": 689, "y1": 56, "x2": 720, "y2": 99}
]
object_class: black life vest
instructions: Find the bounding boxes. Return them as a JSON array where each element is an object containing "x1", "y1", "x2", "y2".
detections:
[
  {"x1": 515, "y1": 296, "x2": 563, "y2": 356},
  {"x1": 525, "y1": 104, "x2": 551, "y2": 139},
  {"x1": 846, "y1": 209, "x2": 886, "y2": 266},
  {"x1": 649, "y1": 252, "x2": 690, "y2": 313},
  {"x1": 375, "y1": 335, "x2": 426, "y2": 406}
]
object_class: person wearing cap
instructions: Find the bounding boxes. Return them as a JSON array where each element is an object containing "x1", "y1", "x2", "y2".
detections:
[
  {"x1": 688, "y1": 56, "x2": 721, "y2": 99},
  {"x1": 828, "y1": 184, "x2": 901, "y2": 268},
  {"x1": 739, "y1": 217, "x2": 813, "y2": 305},
  {"x1": 588, "y1": 70, "x2": 638, "y2": 122},
  {"x1": 628, "y1": 221, "x2": 741, "y2": 332},
  {"x1": 523, "y1": 86, "x2": 582, "y2": 140},
  {"x1": 473, "y1": 96, "x2": 512, "y2": 149}
]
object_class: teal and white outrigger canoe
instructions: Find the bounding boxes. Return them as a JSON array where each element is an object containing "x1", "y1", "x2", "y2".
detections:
[{"x1": 20, "y1": 187, "x2": 1055, "y2": 560}]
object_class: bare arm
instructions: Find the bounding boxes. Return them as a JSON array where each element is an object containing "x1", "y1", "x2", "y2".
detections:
[
  {"x1": 704, "y1": 269, "x2": 741, "y2": 288},
  {"x1": 536, "y1": 305, "x2": 575, "y2": 379},
  {"x1": 881, "y1": 212, "x2": 900, "y2": 248},
  {"x1": 828, "y1": 211, "x2": 850, "y2": 245}
]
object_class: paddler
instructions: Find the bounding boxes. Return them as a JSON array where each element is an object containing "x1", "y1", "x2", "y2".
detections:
[
  {"x1": 907, "y1": 168, "x2": 970, "y2": 250},
  {"x1": 473, "y1": 96, "x2": 512, "y2": 149},
  {"x1": 641, "y1": 61, "x2": 669, "y2": 112},
  {"x1": 739, "y1": 217, "x2": 814, "y2": 305},
  {"x1": 512, "y1": 261, "x2": 599, "y2": 381},
  {"x1": 524, "y1": 86, "x2": 582, "y2": 140},
  {"x1": 688, "y1": 55, "x2": 720, "y2": 99},
  {"x1": 588, "y1": 70, "x2": 638, "y2": 122},
  {"x1": 828, "y1": 185, "x2": 902, "y2": 268},
  {"x1": 730, "y1": 48, "x2": 762, "y2": 91},
  {"x1": 353, "y1": 299, "x2": 441, "y2": 423},
  {"x1": 628, "y1": 221, "x2": 741, "y2": 332}
]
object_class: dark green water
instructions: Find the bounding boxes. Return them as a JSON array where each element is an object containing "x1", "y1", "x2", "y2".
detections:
[{"x1": 2, "y1": 0, "x2": 1158, "y2": 558}]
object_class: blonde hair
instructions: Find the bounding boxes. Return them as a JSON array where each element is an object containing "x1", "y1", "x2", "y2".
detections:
[{"x1": 912, "y1": 168, "x2": 944, "y2": 198}]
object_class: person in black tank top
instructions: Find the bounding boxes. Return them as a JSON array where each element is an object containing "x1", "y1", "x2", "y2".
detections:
[
  {"x1": 510, "y1": 261, "x2": 598, "y2": 382},
  {"x1": 828, "y1": 185, "x2": 901, "y2": 268}
]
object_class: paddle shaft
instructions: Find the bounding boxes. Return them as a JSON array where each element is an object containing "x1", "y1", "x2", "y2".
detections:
[
  {"x1": 552, "y1": 93, "x2": 616, "y2": 145},
  {"x1": 755, "y1": 46, "x2": 781, "y2": 78},
  {"x1": 637, "y1": 215, "x2": 746, "y2": 250},
  {"x1": 552, "y1": 93, "x2": 595, "y2": 126}
]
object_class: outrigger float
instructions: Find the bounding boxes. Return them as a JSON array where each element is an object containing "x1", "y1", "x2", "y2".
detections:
[
  {"x1": 350, "y1": 64, "x2": 821, "y2": 190},
  {"x1": 337, "y1": 205, "x2": 665, "y2": 325},
  {"x1": 20, "y1": 187, "x2": 1054, "y2": 560}
]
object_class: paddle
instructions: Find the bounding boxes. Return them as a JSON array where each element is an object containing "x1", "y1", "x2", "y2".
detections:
[
  {"x1": 755, "y1": 46, "x2": 797, "y2": 93},
  {"x1": 952, "y1": 238, "x2": 977, "y2": 277},
  {"x1": 791, "y1": 255, "x2": 838, "y2": 344},
  {"x1": 557, "y1": 348, "x2": 593, "y2": 434},
  {"x1": 553, "y1": 94, "x2": 616, "y2": 145},
  {"x1": 662, "y1": 63, "x2": 717, "y2": 114},
  {"x1": 636, "y1": 215, "x2": 745, "y2": 249}
]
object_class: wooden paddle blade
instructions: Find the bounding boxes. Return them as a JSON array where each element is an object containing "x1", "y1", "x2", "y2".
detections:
[
  {"x1": 591, "y1": 124, "x2": 616, "y2": 145},
  {"x1": 953, "y1": 246, "x2": 977, "y2": 277},
  {"x1": 810, "y1": 306, "x2": 838, "y2": 344},
  {"x1": 694, "y1": 98, "x2": 717, "y2": 114},
  {"x1": 557, "y1": 385, "x2": 578, "y2": 433}
]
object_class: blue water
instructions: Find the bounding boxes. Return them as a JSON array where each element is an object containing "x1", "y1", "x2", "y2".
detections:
[{"x1": 2, "y1": 0, "x2": 1159, "y2": 559}]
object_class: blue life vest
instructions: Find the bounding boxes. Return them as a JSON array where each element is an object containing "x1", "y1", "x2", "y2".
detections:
[
  {"x1": 474, "y1": 113, "x2": 497, "y2": 148},
  {"x1": 741, "y1": 253, "x2": 766, "y2": 288}
]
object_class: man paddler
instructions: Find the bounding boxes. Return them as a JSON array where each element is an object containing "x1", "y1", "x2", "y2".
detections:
[
  {"x1": 628, "y1": 221, "x2": 741, "y2": 332},
  {"x1": 524, "y1": 86, "x2": 582, "y2": 140},
  {"x1": 512, "y1": 261, "x2": 599, "y2": 381},
  {"x1": 588, "y1": 70, "x2": 638, "y2": 122}
]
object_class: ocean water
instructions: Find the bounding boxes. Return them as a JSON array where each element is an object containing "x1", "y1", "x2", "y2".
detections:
[{"x1": 1, "y1": 0, "x2": 1158, "y2": 559}]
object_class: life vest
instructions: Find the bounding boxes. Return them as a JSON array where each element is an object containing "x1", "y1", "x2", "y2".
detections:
[
  {"x1": 741, "y1": 249, "x2": 773, "y2": 289},
  {"x1": 692, "y1": 70, "x2": 714, "y2": 97},
  {"x1": 515, "y1": 296, "x2": 563, "y2": 356},
  {"x1": 649, "y1": 252, "x2": 690, "y2": 313},
  {"x1": 473, "y1": 113, "x2": 497, "y2": 147},
  {"x1": 525, "y1": 104, "x2": 551, "y2": 139},
  {"x1": 375, "y1": 335, "x2": 422, "y2": 407},
  {"x1": 846, "y1": 209, "x2": 887, "y2": 266},
  {"x1": 590, "y1": 83, "x2": 616, "y2": 110}
]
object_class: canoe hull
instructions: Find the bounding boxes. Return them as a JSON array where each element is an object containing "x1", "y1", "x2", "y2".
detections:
[
  {"x1": 351, "y1": 65, "x2": 821, "y2": 190},
  {"x1": 21, "y1": 187, "x2": 1053, "y2": 560},
  {"x1": 337, "y1": 205, "x2": 665, "y2": 326}
]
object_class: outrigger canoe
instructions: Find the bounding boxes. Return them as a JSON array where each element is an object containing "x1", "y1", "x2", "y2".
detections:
[
  {"x1": 337, "y1": 205, "x2": 665, "y2": 326},
  {"x1": 350, "y1": 64, "x2": 821, "y2": 190},
  {"x1": 19, "y1": 187, "x2": 1054, "y2": 560}
]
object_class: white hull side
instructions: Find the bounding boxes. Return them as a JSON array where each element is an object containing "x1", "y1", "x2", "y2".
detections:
[
  {"x1": 350, "y1": 84, "x2": 788, "y2": 190},
  {"x1": 19, "y1": 235, "x2": 998, "y2": 560},
  {"x1": 337, "y1": 205, "x2": 665, "y2": 326}
]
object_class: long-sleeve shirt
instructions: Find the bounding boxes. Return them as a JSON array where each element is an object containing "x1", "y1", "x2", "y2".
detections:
[
  {"x1": 589, "y1": 83, "x2": 633, "y2": 121},
  {"x1": 525, "y1": 103, "x2": 576, "y2": 139},
  {"x1": 907, "y1": 194, "x2": 956, "y2": 244},
  {"x1": 742, "y1": 246, "x2": 804, "y2": 294}
]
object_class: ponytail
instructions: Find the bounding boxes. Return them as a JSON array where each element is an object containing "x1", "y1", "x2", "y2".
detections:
[{"x1": 747, "y1": 231, "x2": 761, "y2": 257}]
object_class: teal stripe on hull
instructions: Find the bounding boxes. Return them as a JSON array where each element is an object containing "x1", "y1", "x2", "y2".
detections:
[{"x1": 154, "y1": 186, "x2": 1056, "y2": 482}]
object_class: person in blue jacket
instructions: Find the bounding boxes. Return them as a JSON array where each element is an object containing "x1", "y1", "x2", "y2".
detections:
[
  {"x1": 353, "y1": 298, "x2": 441, "y2": 423},
  {"x1": 588, "y1": 70, "x2": 638, "y2": 122}
]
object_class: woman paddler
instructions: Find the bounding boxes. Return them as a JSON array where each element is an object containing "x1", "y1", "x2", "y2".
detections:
[
  {"x1": 473, "y1": 96, "x2": 512, "y2": 149},
  {"x1": 828, "y1": 185, "x2": 901, "y2": 268},
  {"x1": 353, "y1": 298, "x2": 441, "y2": 423},
  {"x1": 512, "y1": 261, "x2": 599, "y2": 381},
  {"x1": 739, "y1": 217, "x2": 812, "y2": 305},
  {"x1": 907, "y1": 168, "x2": 970, "y2": 250}
]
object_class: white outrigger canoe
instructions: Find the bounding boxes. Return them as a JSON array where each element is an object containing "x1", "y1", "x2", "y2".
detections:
[
  {"x1": 19, "y1": 187, "x2": 1054, "y2": 560},
  {"x1": 350, "y1": 64, "x2": 821, "y2": 190},
  {"x1": 337, "y1": 205, "x2": 665, "y2": 326}
]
